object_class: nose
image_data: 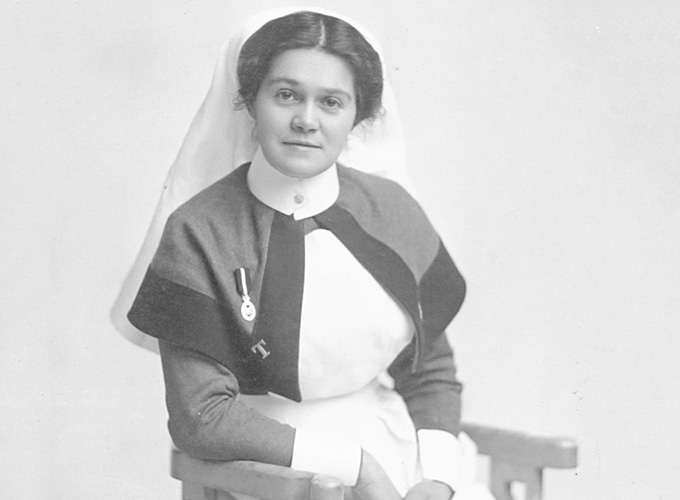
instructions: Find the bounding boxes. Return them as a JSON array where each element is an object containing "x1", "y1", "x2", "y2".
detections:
[{"x1": 291, "y1": 103, "x2": 319, "y2": 133}]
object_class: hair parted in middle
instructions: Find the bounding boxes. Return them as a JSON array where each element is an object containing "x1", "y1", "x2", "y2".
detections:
[{"x1": 236, "y1": 11, "x2": 384, "y2": 127}]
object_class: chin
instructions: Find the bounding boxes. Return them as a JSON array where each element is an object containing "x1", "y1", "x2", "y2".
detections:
[{"x1": 275, "y1": 161, "x2": 332, "y2": 179}]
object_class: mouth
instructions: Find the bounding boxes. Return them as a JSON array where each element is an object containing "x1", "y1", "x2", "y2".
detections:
[{"x1": 283, "y1": 141, "x2": 321, "y2": 149}]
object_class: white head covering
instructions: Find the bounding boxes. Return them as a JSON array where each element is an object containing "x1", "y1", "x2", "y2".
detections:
[{"x1": 111, "y1": 6, "x2": 412, "y2": 351}]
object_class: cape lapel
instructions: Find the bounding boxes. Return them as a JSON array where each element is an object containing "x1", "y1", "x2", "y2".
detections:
[{"x1": 251, "y1": 211, "x2": 305, "y2": 402}]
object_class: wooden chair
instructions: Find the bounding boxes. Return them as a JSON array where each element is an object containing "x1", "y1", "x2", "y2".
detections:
[
  {"x1": 460, "y1": 423, "x2": 577, "y2": 500},
  {"x1": 170, "y1": 422, "x2": 578, "y2": 500}
]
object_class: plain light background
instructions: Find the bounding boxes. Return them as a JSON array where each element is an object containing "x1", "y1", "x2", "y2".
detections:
[{"x1": 1, "y1": 0, "x2": 679, "y2": 498}]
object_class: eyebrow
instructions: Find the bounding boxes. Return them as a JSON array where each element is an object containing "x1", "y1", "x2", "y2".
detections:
[{"x1": 266, "y1": 77, "x2": 354, "y2": 102}]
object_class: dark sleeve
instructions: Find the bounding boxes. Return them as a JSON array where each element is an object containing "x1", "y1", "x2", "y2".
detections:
[
  {"x1": 388, "y1": 333, "x2": 462, "y2": 436},
  {"x1": 159, "y1": 340, "x2": 295, "y2": 464}
]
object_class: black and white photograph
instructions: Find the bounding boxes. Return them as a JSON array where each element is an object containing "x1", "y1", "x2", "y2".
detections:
[{"x1": 1, "y1": 1, "x2": 678, "y2": 499}]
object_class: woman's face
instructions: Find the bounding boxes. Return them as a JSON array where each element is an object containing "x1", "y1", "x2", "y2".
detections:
[{"x1": 250, "y1": 48, "x2": 357, "y2": 179}]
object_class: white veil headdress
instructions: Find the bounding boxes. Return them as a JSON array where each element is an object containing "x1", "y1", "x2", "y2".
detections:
[{"x1": 111, "y1": 6, "x2": 412, "y2": 351}]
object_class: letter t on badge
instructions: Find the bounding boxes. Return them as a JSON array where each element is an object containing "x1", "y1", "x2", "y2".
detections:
[
  {"x1": 251, "y1": 339, "x2": 270, "y2": 359},
  {"x1": 234, "y1": 268, "x2": 257, "y2": 321}
]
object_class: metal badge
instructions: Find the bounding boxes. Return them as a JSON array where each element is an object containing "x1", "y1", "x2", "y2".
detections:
[
  {"x1": 241, "y1": 299, "x2": 256, "y2": 322},
  {"x1": 234, "y1": 268, "x2": 257, "y2": 322},
  {"x1": 251, "y1": 339, "x2": 270, "y2": 359}
]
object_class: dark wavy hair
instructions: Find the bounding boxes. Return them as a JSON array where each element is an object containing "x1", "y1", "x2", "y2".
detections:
[{"x1": 236, "y1": 11, "x2": 383, "y2": 126}]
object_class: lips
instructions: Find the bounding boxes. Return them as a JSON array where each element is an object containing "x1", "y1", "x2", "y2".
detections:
[{"x1": 283, "y1": 140, "x2": 321, "y2": 149}]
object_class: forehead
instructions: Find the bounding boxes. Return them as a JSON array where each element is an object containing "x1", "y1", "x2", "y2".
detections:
[{"x1": 263, "y1": 49, "x2": 355, "y2": 95}]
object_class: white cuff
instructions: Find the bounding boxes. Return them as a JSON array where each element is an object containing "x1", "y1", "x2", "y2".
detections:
[
  {"x1": 291, "y1": 428, "x2": 362, "y2": 486},
  {"x1": 417, "y1": 429, "x2": 463, "y2": 492}
]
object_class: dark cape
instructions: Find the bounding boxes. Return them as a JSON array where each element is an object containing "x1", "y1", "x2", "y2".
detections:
[{"x1": 128, "y1": 164, "x2": 466, "y2": 430}]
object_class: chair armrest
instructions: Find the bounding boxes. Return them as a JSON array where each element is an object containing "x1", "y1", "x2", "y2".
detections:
[
  {"x1": 461, "y1": 422, "x2": 578, "y2": 469},
  {"x1": 170, "y1": 448, "x2": 344, "y2": 500}
]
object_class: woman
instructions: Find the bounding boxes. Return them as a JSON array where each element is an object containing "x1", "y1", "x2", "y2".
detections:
[{"x1": 113, "y1": 8, "x2": 489, "y2": 500}]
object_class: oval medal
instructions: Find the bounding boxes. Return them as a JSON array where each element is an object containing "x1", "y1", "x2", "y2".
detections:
[{"x1": 241, "y1": 299, "x2": 256, "y2": 322}]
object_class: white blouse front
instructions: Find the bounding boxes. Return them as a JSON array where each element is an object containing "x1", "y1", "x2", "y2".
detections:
[{"x1": 298, "y1": 228, "x2": 414, "y2": 399}]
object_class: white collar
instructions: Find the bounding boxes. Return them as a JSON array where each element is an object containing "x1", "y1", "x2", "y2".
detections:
[{"x1": 247, "y1": 148, "x2": 339, "y2": 220}]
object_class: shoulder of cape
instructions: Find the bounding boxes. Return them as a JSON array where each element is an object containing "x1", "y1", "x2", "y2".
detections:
[
  {"x1": 149, "y1": 163, "x2": 271, "y2": 298},
  {"x1": 336, "y1": 165, "x2": 439, "y2": 249},
  {"x1": 168, "y1": 164, "x2": 254, "y2": 228}
]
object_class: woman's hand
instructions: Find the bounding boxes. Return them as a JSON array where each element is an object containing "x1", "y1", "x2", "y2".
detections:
[
  {"x1": 352, "y1": 449, "x2": 401, "y2": 500},
  {"x1": 403, "y1": 480, "x2": 454, "y2": 500}
]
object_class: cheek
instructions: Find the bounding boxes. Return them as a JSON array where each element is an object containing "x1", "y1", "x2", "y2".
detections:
[
  {"x1": 254, "y1": 110, "x2": 282, "y2": 141},
  {"x1": 252, "y1": 98, "x2": 284, "y2": 135},
  {"x1": 332, "y1": 118, "x2": 356, "y2": 146}
]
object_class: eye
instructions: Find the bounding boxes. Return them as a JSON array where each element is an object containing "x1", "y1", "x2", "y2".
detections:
[
  {"x1": 321, "y1": 97, "x2": 343, "y2": 109},
  {"x1": 276, "y1": 90, "x2": 297, "y2": 102}
]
